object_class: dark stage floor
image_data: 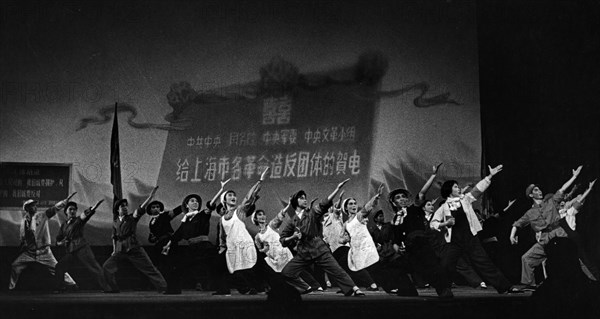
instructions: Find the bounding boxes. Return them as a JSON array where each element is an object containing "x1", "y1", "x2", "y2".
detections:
[{"x1": 0, "y1": 287, "x2": 548, "y2": 319}]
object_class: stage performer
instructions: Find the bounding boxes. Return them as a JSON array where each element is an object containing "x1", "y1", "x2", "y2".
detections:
[
  {"x1": 280, "y1": 178, "x2": 365, "y2": 297},
  {"x1": 431, "y1": 165, "x2": 521, "y2": 294},
  {"x1": 9, "y1": 193, "x2": 77, "y2": 290},
  {"x1": 160, "y1": 179, "x2": 230, "y2": 294},
  {"x1": 54, "y1": 199, "x2": 110, "y2": 292},
  {"x1": 102, "y1": 186, "x2": 167, "y2": 293}
]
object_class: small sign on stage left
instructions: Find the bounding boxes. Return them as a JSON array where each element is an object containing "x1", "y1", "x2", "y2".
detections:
[{"x1": 0, "y1": 162, "x2": 71, "y2": 208}]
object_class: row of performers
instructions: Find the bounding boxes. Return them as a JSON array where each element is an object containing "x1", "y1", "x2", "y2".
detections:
[{"x1": 9, "y1": 164, "x2": 597, "y2": 298}]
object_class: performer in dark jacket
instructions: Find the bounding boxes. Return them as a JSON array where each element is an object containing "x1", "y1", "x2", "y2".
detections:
[
  {"x1": 280, "y1": 178, "x2": 364, "y2": 297},
  {"x1": 55, "y1": 199, "x2": 109, "y2": 292}
]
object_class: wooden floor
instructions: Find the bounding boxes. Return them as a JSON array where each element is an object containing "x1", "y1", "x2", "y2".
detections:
[{"x1": 0, "y1": 287, "x2": 542, "y2": 319}]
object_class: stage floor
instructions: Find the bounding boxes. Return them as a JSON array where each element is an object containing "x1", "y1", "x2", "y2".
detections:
[{"x1": 0, "y1": 287, "x2": 544, "y2": 319}]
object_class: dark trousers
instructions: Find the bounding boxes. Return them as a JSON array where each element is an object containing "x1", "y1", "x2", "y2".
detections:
[
  {"x1": 282, "y1": 251, "x2": 356, "y2": 295},
  {"x1": 369, "y1": 257, "x2": 417, "y2": 295},
  {"x1": 102, "y1": 247, "x2": 167, "y2": 291},
  {"x1": 438, "y1": 234, "x2": 512, "y2": 293},
  {"x1": 165, "y1": 241, "x2": 216, "y2": 292},
  {"x1": 56, "y1": 246, "x2": 109, "y2": 291},
  {"x1": 332, "y1": 246, "x2": 375, "y2": 287},
  {"x1": 405, "y1": 231, "x2": 451, "y2": 292}
]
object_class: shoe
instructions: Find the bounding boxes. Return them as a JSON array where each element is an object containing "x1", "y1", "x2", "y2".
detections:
[
  {"x1": 366, "y1": 286, "x2": 379, "y2": 291},
  {"x1": 248, "y1": 288, "x2": 258, "y2": 295},
  {"x1": 389, "y1": 289, "x2": 398, "y2": 294},
  {"x1": 522, "y1": 285, "x2": 537, "y2": 292},
  {"x1": 315, "y1": 287, "x2": 324, "y2": 292},
  {"x1": 65, "y1": 284, "x2": 79, "y2": 292},
  {"x1": 212, "y1": 290, "x2": 231, "y2": 295},
  {"x1": 475, "y1": 282, "x2": 488, "y2": 290},
  {"x1": 436, "y1": 288, "x2": 454, "y2": 299},
  {"x1": 336, "y1": 289, "x2": 344, "y2": 294},
  {"x1": 301, "y1": 287, "x2": 313, "y2": 295},
  {"x1": 326, "y1": 281, "x2": 332, "y2": 288},
  {"x1": 238, "y1": 287, "x2": 250, "y2": 294},
  {"x1": 347, "y1": 289, "x2": 365, "y2": 297},
  {"x1": 504, "y1": 287, "x2": 524, "y2": 294}
]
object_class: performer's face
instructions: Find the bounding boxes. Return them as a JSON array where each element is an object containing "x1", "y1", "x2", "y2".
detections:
[
  {"x1": 393, "y1": 193, "x2": 411, "y2": 208},
  {"x1": 296, "y1": 195, "x2": 308, "y2": 209},
  {"x1": 530, "y1": 186, "x2": 543, "y2": 200},
  {"x1": 118, "y1": 202, "x2": 128, "y2": 215},
  {"x1": 255, "y1": 210, "x2": 266, "y2": 224},
  {"x1": 424, "y1": 201, "x2": 435, "y2": 213},
  {"x1": 346, "y1": 199, "x2": 358, "y2": 214},
  {"x1": 374, "y1": 213, "x2": 384, "y2": 224},
  {"x1": 451, "y1": 183, "x2": 461, "y2": 197},
  {"x1": 225, "y1": 192, "x2": 236, "y2": 206},
  {"x1": 149, "y1": 204, "x2": 161, "y2": 215},
  {"x1": 25, "y1": 203, "x2": 37, "y2": 214},
  {"x1": 66, "y1": 205, "x2": 77, "y2": 218},
  {"x1": 186, "y1": 198, "x2": 199, "y2": 211}
]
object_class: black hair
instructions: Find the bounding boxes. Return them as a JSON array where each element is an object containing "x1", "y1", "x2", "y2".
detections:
[{"x1": 440, "y1": 180, "x2": 458, "y2": 199}]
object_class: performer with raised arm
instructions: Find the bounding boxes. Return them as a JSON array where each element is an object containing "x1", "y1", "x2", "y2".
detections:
[
  {"x1": 337, "y1": 186, "x2": 384, "y2": 292},
  {"x1": 146, "y1": 193, "x2": 183, "y2": 285},
  {"x1": 388, "y1": 163, "x2": 453, "y2": 298},
  {"x1": 431, "y1": 165, "x2": 520, "y2": 294},
  {"x1": 218, "y1": 169, "x2": 268, "y2": 294},
  {"x1": 9, "y1": 193, "x2": 78, "y2": 291},
  {"x1": 510, "y1": 165, "x2": 583, "y2": 289},
  {"x1": 161, "y1": 179, "x2": 230, "y2": 294},
  {"x1": 252, "y1": 206, "x2": 311, "y2": 292},
  {"x1": 102, "y1": 186, "x2": 167, "y2": 293},
  {"x1": 54, "y1": 199, "x2": 110, "y2": 292},
  {"x1": 280, "y1": 179, "x2": 365, "y2": 297}
]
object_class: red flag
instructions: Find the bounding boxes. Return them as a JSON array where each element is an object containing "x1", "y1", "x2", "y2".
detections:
[{"x1": 110, "y1": 102, "x2": 122, "y2": 219}]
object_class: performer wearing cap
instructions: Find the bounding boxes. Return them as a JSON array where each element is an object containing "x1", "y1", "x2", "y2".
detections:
[
  {"x1": 54, "y1": 199, "x2": 110, "y2": 292},
  {"x1": 387, "y1": 163, "x2": 453, "y2": 298},
  {"x1": 160, "y1": 179, "x2": 230, "y2": 294},
  {"x1": 9, "y1": 193, "x2": 77, "y2": 290},
  {"x1": 280, "y1": 178, "x2": 365, "y2": 297},
  {"x1": 510, "y1": 165, "x2": 596, "y2": 288},
  {"x1": 102, "y1": 186, "x2": 167, "y2": 293},
  {"x1": 146, "y1": 198, "x2": 183, "y2": 282}
]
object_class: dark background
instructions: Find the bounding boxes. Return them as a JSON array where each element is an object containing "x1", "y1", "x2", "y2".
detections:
[{"x1": 478, "y1": 0, "x2": 600, "y2": 281}]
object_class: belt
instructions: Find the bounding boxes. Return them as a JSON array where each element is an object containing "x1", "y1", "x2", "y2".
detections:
[
  {"x1": 187, "y1": 235, "x2": 210, "y2": 242},
  {"x1": 541, "y1": 222, "x2": 561, "y2": 233}
]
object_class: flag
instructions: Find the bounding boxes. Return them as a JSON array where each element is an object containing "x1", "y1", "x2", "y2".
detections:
[{"x1": 110, "y1": 102, "x2": 122, "y2": 220}]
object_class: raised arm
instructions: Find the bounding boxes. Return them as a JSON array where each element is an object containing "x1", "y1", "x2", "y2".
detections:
[
  {"x1": 469, "y1": 165, "x2": 503, "y2": 199},
  {"x1": 140, "y1": 186, "x2": 159, "y2": 210},
  {"x1": 417, "y1": 163, "x2": 442, "y2": 202},
  {"x1": 317, "y1": 178, "x2": 350, "y2": 219},
  {"x1": 238, "y1": 168, "x2": 269, "y2": 219},
  {"x1": 570, "y1": 179, "x2": 596, "y2": 213},
  {"x1": 360, "y1": 184, "x2": 384, "y2": 218},
  {"x1": 558, "y1": 165, "x2": 582, "y2": 194},
  {"x1": 46, "y1": 191, "x2": 76, "y2": 218},
  {"x1": 208, "y1": 179, "x2": 231, "y2": 210},
  {"x1": 269, "y1": 202, "x2": 290, "y2": 230},
  {"x1": 503, "y1": 199, "x2": 517, "y2": 212},
  {"x1": 80, "y1": 199, "x2": 104, "y2": 221}
]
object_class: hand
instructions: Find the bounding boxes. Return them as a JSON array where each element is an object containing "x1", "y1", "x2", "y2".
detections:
[
  {"x1": 218, "y1": 246, "x2": 226, "y2": 254},
  {"x1": 488, "y1": 164, "x2": 503, "y2": 177},
  {"x1": 262, "y1": 242, "x2": 270, "y2": 253},
  {"x1": 376, "y1": 184, "x2": 384, "y2": 198},
  {"x1": 92, "y1": 199, "x2": 104, "y2": 211},
  {"x1": 337, "y1": 178, "x2": 350, "y2": 190},
  {"x1": 572, "y1": 165, "x2": 583, "y2": 177},
  {"x1": 589, "y1": 179, "x2": 596, "y2": 189},
  {"x1": 260, "y1": 167, "x2": 270, "y2": 181},
  {"x1": 161, "y1": 245, "x2": 170, "y2": 256},
  {"x1": 66, "y1": 192, "x2": 77, "y2": 202},
  {"x1": 220, "y1": 178, "x2": 231, "y2": 189},
  {"x1": 433, "y1": 162, "x2": 443, "y2": 174},
  {"x1": 507, "y1": 199, "x2": 516, "y2": 207},
  {"x1": 510, "y1": 235, "x2": 518, "y2": 245},
  {"x1": 445, "y1": 217, "x2": 455, "y2": 227},
  {"x1": 56, "y1": 240, "x2": 65, "y2": 246}
]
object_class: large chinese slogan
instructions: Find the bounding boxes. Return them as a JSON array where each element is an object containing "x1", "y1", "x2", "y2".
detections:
[{"x1": 156, "y1": 70, "x2": 376, "y2": 220}]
